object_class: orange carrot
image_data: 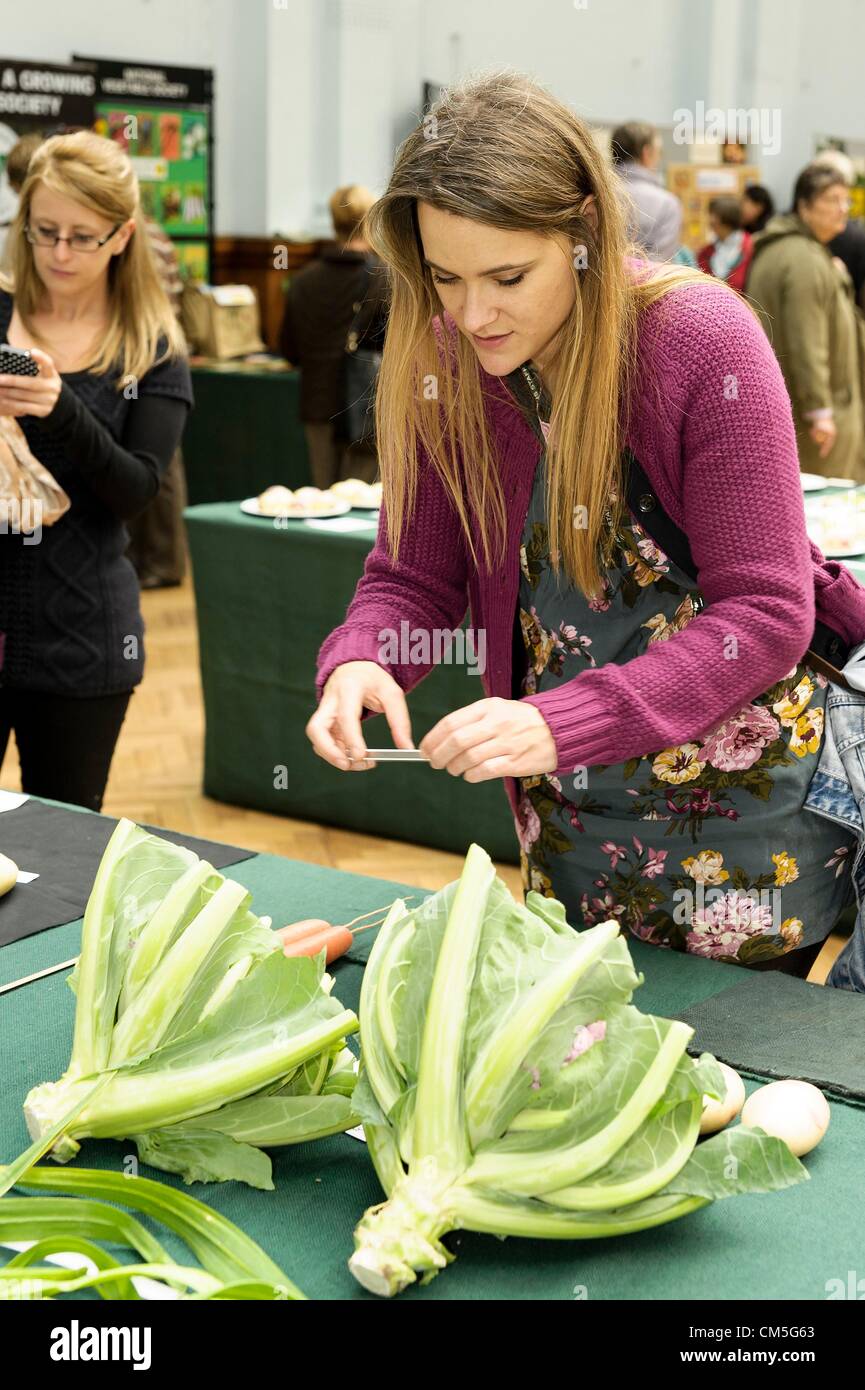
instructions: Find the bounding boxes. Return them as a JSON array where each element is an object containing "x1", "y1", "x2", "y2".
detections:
[
  {"x1": 274, "y1": 896, "x2": 420, "y2": 965},
  {"x1": 281, "y1": 923, "x2": 354, "y2": 964},
  {"x1": 275, "y1": 918, "x2": 332, "y2": 948}
]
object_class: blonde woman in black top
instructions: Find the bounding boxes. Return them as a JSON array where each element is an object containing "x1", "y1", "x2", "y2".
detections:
[{"x1": 0, "y1": 130, "x2": 192, "y2": 810}]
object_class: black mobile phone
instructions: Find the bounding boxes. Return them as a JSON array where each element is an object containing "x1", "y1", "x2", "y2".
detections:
[{"x1": 0, "y1": 344, "x2": 39, "y2": 377}]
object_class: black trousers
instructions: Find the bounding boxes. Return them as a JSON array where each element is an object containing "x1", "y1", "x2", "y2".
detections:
[{"x1": 0, "y1": 688, "x2": 133, "y2": 812}]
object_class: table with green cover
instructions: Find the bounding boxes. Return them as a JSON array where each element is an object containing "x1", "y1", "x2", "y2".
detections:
[
  {"x1": 183, "y1": 362, "x2": 311, "y2": 505},
  {"x1": 1, "y1": 800, "x2": 864, "y2": 1301},
  {"x1": 184, "y1": 502, "x2": 519, "y2": 863}
]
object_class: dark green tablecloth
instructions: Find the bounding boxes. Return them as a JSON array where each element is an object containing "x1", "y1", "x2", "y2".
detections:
[
  {"x1": 183, "y1": 364, "x2": 310, "y2": 505},
  {"x1": 184, "y1": 501, "x2": 519, "y2": 862},
  {"x1": 1, "y1": 839, "x2": 862, "y2": 1301}
]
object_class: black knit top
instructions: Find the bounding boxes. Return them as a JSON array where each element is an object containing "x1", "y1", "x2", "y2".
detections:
[{"x1": 0, "y1": 290, "x2": 193, "y2": 695}]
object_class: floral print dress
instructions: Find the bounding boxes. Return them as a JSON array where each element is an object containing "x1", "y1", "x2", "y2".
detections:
[{"x1": 511, "y1": 363, "x2": 856, "y2": 966}]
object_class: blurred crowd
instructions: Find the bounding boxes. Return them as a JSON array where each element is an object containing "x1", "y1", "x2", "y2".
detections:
[
  {"x1": 610, "y1": 120, "x2": 865, "y2": 480},
  {"x1": 279, "y1": 119, "x2": 865, "y2": 488}
]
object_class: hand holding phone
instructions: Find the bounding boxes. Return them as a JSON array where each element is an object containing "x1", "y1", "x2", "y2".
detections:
[
  {"x1": 0, "y1": 344, "x2": 40, "y2": 377},
  {"x1": 0, "y1": 345, "x2": 62, "y2": 418}
]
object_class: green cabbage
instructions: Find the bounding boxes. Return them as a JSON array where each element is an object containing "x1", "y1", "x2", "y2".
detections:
[
  {"x1": 349, "y1": 844, "x2": 808, "y2": 1296},
  {"x1": 17, "y1": 819, "x2": 358, "y2": 1190}
]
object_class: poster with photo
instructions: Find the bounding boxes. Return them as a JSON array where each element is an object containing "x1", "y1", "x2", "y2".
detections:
[
  {"x1": 75, "y1": 56, "x2": 213, "y2": 281},
  {"x1": 93, "y1": 103, "x2": 210, "y2": 237}
]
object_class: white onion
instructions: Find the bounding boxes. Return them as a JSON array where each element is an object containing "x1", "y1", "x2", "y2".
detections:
[
  {"x1": 740, "y1": 1079, "x2": 830, "y2": 1156},
  {"x1": 700, "y1": 1061, "x2": 745, "y2": 1135}
]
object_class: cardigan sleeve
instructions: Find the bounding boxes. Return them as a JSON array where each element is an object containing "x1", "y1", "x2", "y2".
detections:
[
  {"x1": 812, "y1": 543, "x2": 865, "y2": 646},
  {"x1": 520, "y1": 280, "x2": 821, "y2": 773},
  {"x1": 314, "y1": 436, "x2": 470, "y2": 713}
]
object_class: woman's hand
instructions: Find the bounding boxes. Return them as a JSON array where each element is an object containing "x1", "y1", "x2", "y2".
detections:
[
  {"x1": 306, "y1": 661, "x2": 414, "y2": 772},
  {"x1": 419, "y1": 697, "x2": 558, "y2": 782},
  {"x1": 0, "y1": 348, "x2": 62, "y2": 419},
  {"x1": 808, "y1": 417, "x2": 837, "y2": 459}
]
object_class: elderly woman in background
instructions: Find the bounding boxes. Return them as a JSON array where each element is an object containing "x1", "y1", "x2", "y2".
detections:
[{"x1": 746, "y1": 163, "x2": 865, "y2": 481}]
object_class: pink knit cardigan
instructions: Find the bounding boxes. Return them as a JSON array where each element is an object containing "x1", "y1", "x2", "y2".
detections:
[{"x1": 316, "y1": 277, "x2": 865, "y2": 821}]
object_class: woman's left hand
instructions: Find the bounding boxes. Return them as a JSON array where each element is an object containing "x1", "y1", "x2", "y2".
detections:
[
  {"x1": 0, "y1": 348, "x2": 62, "y2": 419},
  {"x1": 418, "y1": 697, "x2": 559, "y2": 781}
]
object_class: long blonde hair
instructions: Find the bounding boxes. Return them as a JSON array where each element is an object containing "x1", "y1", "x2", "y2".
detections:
[
  {"x1": 367, "y1": 69, "x2": 713, "y2": 596},
  {"x1": 2, "y1": 130, "x2": 185, "y2": 387}
]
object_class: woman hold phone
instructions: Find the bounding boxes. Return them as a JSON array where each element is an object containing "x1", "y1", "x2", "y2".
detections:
[
  {"x1": 307, "y1": 71, "x2": 865, "y2": 981},
  {"x1": 0, "y1": 130, "x2": 192, "y2": 810}
]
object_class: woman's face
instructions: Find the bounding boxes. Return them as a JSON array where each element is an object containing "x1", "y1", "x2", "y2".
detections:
[
  {"x1": 26, "y1": 183, "x2": 134, "y2": 300},
  {"x1": 417, "y1": 201, "x2": 577, "y2": 378},
  {"x1": 740, "y1": 195, "x2": 761, "y2": 227},
  {"x1": 798, "y1": 184, "x2": 850, "y2": 244}
]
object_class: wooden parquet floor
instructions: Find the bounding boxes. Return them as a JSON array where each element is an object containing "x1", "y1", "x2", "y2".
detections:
[{"x1": 0, "y1": 573, "x2": 845, "y2": 981}]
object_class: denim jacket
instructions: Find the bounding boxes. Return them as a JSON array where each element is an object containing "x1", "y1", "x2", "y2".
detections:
[{"x1": 804, "y1": 642, "x2": 865, "y2": 989}]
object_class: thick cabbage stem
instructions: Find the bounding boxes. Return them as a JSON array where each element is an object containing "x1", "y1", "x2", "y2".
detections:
[
  {"x1": 349, "y1": 1172, "x2": 457, "y2": 1297},
  {"x1": 23, "y1": 1080, "x2": 87, "y2": 1161}
]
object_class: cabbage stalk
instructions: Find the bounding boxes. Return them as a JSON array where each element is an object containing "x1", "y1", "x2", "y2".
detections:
[
  {"x1": 349, "y1": 844, "x2": 808, "y2": 1296},
  {"x1": 19, "y1": 819, "x2": 359, "y2": 1189}
]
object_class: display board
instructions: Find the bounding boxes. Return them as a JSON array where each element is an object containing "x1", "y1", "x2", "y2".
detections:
[
  {"x1": 74, "y1": 55, "x2": 213, "y2": 283},
  {"x1": 667, "y1": 162, "x2": 761, "y2": 251},
  {"x1": 0, "y1": 58, "x2": 96, "y2": 232}
]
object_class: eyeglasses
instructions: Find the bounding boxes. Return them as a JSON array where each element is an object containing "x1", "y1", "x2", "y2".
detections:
[{"x1": 24, "y1": 222, "x2": 121, "y2": 254}]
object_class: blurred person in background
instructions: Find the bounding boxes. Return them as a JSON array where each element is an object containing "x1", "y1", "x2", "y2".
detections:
[
  {"x1": 697, "y1": 195, "x2": 754, "y2": 290},
  {"x1": 721, "y1": 140, "x2": 747, "y2": 165},
  {"x1": 740, "y1": 183, "x2": 774, "y2": 235},
  {"x1": 812, "y1": 149, "x2": 865, "y2": 310},
  {"x1": 0, "y1": 133, "x2": 46, "y2": 273},
  {"x1": 280, "y1": 184, "x2": 389, "y2": 488},
  {"x1": 747, "y1": 162, "x2": 865, "y2": 480},
  {"x1": 610, "y1": 120, "x2": 682, "y2": 261},
  {"x1": 126, "y1": 218, "x2": 189, "y2": 588},
  {"x1": 0, "y1": 131, "x2": 192, "y2": 810}
]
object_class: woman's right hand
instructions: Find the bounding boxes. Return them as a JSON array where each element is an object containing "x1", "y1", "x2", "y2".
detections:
[
  {"x1": 306, "y1": 661, "x2": 414, "y2": 772},
  {"x1": 808, "y1": 417, "x2": 837, "y2": 459}
]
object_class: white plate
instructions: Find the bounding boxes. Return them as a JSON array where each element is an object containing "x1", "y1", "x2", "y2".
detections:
[
  {"x1": 801, "y1": 473, "x2": 858, "y2": 491},
  {"x1": 823, "y1": 540, "x2": 865, "y2": 559},
  {"x1": 240, "y1": 496, "x2": 352, "y2": 520},
  {"x1": 809, "y1": 526, "x2": 865, "y2": 558}
]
